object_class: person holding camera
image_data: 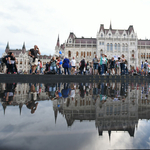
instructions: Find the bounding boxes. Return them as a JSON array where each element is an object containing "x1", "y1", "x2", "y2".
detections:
[{"x1": 28, "y1": 45, "x2": 41, "y2": 74}]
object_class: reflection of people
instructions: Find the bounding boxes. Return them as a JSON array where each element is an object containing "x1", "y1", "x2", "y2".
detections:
[
  {"x1": 26, "y1": 84, "x2": 38, "y2": 114},
  {"x1": 2, "y1": 83, "x2": 17, "y2": 105},
  {"x1": 70, "y1": 83, "x2": 76, "y2": 100},
  {"x1": 26, "y1": 100, "x2": 38, "y2": 114},
  {"x1": 62, "y1": 83, "x2": 71, "y2": 98}
]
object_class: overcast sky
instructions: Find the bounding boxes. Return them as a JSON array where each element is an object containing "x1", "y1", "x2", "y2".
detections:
[{"x1": 0, "y1": 0, "x2": 150, "y2": 57}]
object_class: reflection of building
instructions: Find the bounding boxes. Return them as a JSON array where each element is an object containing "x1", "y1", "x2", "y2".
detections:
[
  {"x1": 1, "y1": 82, "x2": 150, "y2": 138},
  {"x1": 55, "y1": 23, "x2": 150, "y2": 68},
  {"x1": 0, "y1": 83, "x2": 49, "y2": 115},
  {"x1": 52, "y1": 82, "x2": 143, "y2": 138}
]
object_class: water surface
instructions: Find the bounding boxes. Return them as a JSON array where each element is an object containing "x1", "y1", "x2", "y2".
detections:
[{"x1": 0, "y1": 82, "x2": 150, "y2": 150}]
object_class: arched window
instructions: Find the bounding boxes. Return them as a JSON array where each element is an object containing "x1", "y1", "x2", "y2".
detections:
[
  {"x1": 90, "y1": 52, "x2": 91, "y2": 57},
  {"x1": 101, "y1": 33, "x2": 103, "y2": 37},
  {"x1": 87, "y1": 52, "x2": 89, "y2": 56},
  {"x1": 118, "y1": 44, "x2": 120, "y2": 51},
  {"x1": 122, "y1": 44, "x2": 125, "y2": 51},
  {"x1": 141, "y1": 53, "x2": 143, "y2": 58},
  {"x1": 84, "y1": 52, "x2": 85, "y2": 57},
  {"x1": 131, "y1": 34, "x2": 133, "y2": 38},
  {"x1": 107, "y1": 43, "x2": 109, "y2": 51},
  {"x1": 76, "y1": 51, "x2": 78, "y2": 57},
  {"x1": 149, "y1": 53, "x2": 150, "y2": 58},
  {"x1": 69, "y1": 39, "x2": 72, "y2": 43},
  {"x1": 20, "y1": 59, "x2": 22, "y2": 64},
  {"x1": 125, "y1": 44, "x2": 128, "y2": 51},
  {"x1": 115, "y1": 43, "x2": 117, "y2": 50},
  {"x1": 110, "y1": 43, "x2": 113, "y2": 51},
  {"x1": 81, "y1": 51, "x2": 83, "y2": 57},
  {"x1": 68, "y1": 51, "x2": 71, "y2": 57}
]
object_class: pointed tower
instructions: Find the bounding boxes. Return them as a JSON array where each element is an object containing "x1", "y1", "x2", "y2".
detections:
[
  {"x1": 22, "y1": 42, "x2": 26, "y2": 54},
  {"x1": 109, "y1": 21, "x2": 112, "y2": 30},
  {"x1": 56, "y1": 35, "x2": 60, "y2": 48},
  {"x1": 99, "y1": 24, "x2": 105, "y2": 33},
  {"x1": 5, "y1": 42, "x2": 9, "y2": 53},
  {"x1": 55, "y1": 35, "x2": 60, "y2": 56}
]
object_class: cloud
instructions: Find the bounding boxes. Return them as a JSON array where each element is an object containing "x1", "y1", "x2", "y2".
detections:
[{"x1": 0, "y1": 0, "x2": 150, "y2": 58}]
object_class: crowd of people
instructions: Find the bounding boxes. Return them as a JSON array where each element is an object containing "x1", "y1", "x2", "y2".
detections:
[
  {"x1": 1, "y1": 44, "x2": 149, "y2": 76},
  {"x1": 44, "y1": 54, "x2": 149, "y2": 76}
]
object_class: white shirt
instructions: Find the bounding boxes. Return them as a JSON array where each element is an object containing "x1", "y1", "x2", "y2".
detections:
[
  {"x1": 70, "y1": 90, "x2": 75, "y2": 98},
  {"x1": 70, "y1": 59, "x2": 76, "y2": 66},
  {"x1": 102, "y1": 57, "x2": 106, "y2": 64}
]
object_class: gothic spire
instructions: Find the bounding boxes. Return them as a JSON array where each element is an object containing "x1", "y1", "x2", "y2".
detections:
[
  {"x1": 6, "y1": 42, "x2": 9, "y2": 49},
  {"x1": 109, "y1": 21, "x2": 112, "y2": 30},
  {"x1": 22, "y1": 42, "x2": 26, "y2": 54},
  {"x1": 5, "y1": 42, "x2": 10, "y2": 53},
  {"x1": 22, "y1": 42, "x2": 26, "y2": 49},
  {"x1": 56, "y1": 35, "x2": 60, "y2": 47}
]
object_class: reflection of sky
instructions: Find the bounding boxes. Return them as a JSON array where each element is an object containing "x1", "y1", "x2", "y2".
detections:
[{"x1": 0, "y1": 101, "x2": 150, "y2": 150}]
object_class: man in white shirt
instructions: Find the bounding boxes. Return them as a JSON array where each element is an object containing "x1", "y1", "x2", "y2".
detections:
[{"x1": 70, "y1": 57, "x2": 76, "y2": 75}]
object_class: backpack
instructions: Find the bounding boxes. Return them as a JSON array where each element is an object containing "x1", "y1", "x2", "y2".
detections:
[{"x1": 144, "y1": 63, "x2": 147, "y2": 69}]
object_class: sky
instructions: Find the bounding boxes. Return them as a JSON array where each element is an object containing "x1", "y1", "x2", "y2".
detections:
[{"x1": 0, "y1": 0, "x2": 150, "y2": 57}]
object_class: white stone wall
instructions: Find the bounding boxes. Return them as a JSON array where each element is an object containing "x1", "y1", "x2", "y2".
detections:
[{"x1": 97, "y1": 29, "x2": 138, "y2": 68}]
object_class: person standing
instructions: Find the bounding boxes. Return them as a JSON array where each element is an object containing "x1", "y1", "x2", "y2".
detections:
[
  {"x1": 144, "y1": 60, "x2": 148, "y2": 76},
  {"x1": 79, "y1": 58, "x2": 85, "y2": 75},
  {"x1": 40, "y1": 60, "x2": 43, "y2": 74},
  {"x1": 70, "y1": 57, "x2": 76, "y2": 75},
  {"x1": 110, "y1": 57, "x2": 115, "y2": 75},
  {"x1": 56, "y1": 57, "x2": 62, "y2": 75},
  {"x1": 93, "y1": 55, "x2": 98, "y2": 75},
  {"x1": 116, "y1": 57, "x2": 121, "y2": 75},
  {"x1": 7, "y1": 52, "x2": 17, "y2": 74},
  {"x1": 120, "y1": 54, "x2": 125, "y2": 75},
  {"x1": 100, "y1": 54, "x2": 107, "y2": 75},
  {"x1": 28, "y1": 45, "x2": 41, "y2": 74},
  {"x1": 63, "y1": 57, "x2": 70, "y2": 75},
  {"x1": 37, "y1": 60, "x2": 40, "y2": 74}
]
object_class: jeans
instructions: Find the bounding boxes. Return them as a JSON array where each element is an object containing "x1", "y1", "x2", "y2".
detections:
[
  {"x1": 7, "y1": 64, "x2": 14, "y2": 74},
  {"x1": 120, "y1": 63, "x2": 125, "y2": 75},
  {"x1": 50, "y1": 66, "x2": 57, "y2": 72},
  {"x1": 93, "y1": 63, "x2": 98, "y2": 70},
  {"x1": 64, "y1": 68, "x2": 70, "y2": 75},
  {"x1": 101, "y1": 64, "x2": 105, "y2": 75},
  {"x1": 58, "y1": 67, "x2": 62, "y2": 74},
  {"x1": 125, "y1": 68, "x2": 128, "y2": 74},
  {"x1": 80, "y1": 67, "x2": 84, "y2": 75}
]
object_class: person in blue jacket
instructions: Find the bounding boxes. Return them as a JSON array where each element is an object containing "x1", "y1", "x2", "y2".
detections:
[{"x1": 63, "y1": 57, "x2": 70, "y2": 75}]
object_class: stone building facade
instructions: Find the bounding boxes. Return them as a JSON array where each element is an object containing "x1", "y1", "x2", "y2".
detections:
[
  {"x1": 55, "y1": 23, "x2": 150, "y2": 68},
  {"x1": 2, "y1": 42, "x2": 52, "y2": 73}
]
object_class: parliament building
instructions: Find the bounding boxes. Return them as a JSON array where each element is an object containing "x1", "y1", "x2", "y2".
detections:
[{"x1": 55, "y1": 23, "x2": 150, "y2": 68}]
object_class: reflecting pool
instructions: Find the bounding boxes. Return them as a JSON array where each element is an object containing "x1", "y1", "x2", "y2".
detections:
[{"x1": 0, "y1": 82, "x2": 150, "y2": 150}]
